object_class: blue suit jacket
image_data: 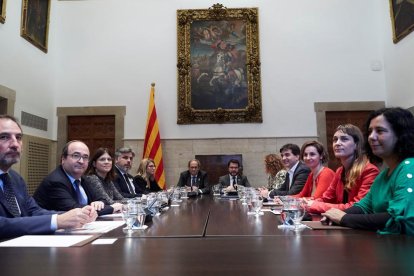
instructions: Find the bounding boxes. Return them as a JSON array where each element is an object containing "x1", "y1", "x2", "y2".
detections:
[{"x1": 0, "y1": 170, "x2": 56, "y2": 239}]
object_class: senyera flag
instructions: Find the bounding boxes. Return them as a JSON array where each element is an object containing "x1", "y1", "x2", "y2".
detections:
[{"x1": 143, "y1": 83, "x2": 166, "y2": 189}]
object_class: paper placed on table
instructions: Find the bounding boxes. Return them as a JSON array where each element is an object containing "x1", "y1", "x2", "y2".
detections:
[
  {"x1": 59, "y1": 220, "x2": 125, "y2": 234},
  {"x1": 0, "y1": 235, "x2": 97, "y2": 247},
  {"x1": 99, "y1": 213, "x2": 123, "y2": 218},
  {"x1": 302, "y1": 221, "x2": 352, "y2": 230}
]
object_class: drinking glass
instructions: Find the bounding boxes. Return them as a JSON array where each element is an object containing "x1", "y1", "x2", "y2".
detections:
[
  {"x1": 122, "y1": 201, "x2": 137, "y2": 232},
  {"x1": 180, "y1": 187, "x2": 188, "y2": 199},
  {"x1": 251, "y1": 196, "x2": 263, "y2": 216},
  {"x1": 135, "y1": 206, "x2": 147, "y2": 229},
  {"x1": 212, "y1": 184, "x2": 221, "y2": 197},
  {"x1": 238, "y1": 186, "x2": 247, "y2": 205},
  {"x1": 281, "y1": 198, "x2": 306, "y2": 230},
  {"x1": 291, "y1": 199, "x2": 306, "y2": 231}
]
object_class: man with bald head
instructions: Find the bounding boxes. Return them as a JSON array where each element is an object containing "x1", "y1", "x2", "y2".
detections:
[
  {"x1": 0, "y1": 115, "x2": 97, "y2": 239},
  {"x1": 34, "y1": 140, "x2": 114, "y2": 215}
]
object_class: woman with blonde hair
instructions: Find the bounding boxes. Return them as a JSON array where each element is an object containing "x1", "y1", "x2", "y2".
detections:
[
  {"x1": 133, "y1": 158, "x2": 162, "y2": 194},
  {"x1": 264, "y1": 154, "x2": 287, "y2": 191},
  {"x1": 307, "y1": 124, "x2": 379, "y2": 213}
]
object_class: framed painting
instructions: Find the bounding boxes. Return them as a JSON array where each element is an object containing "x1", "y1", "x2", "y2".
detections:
[
  {"x1": 20, "y1": 0, "x2": 51, "y2": 53},
  {"x1": 0, "y1": 0, "x2": 6, "y2": 24},
  {"x1": 177, "y1": 4, "x2": 262, "y2": 124},
  {"x1": 390, "y1": 0, "x2": 414, "y2": 43}
]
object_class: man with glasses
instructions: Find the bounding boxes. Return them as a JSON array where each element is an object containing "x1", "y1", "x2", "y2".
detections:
[
  {"x1": 177, "y1": 159, "x2": 210, "y2": 194},
  {"x1": 0, "y1": 116, "x2": 97, "y2": 239},
  {"x1": 113, "y1": 147, "x2": 143, "y2": 198},
  {"x1": 34, "y1": 140, "x2": 114, "y2": 216}
]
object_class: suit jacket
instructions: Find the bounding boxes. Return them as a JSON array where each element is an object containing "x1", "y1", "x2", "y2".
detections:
[
  {"x1": 177, "y1": 170, "x2": 210, "y2": 194},
  {"x1": 1, "y1": 170, "x2": 56, "y2": 239},
  {"x1": 269, "y1": 161, "x2": 310, "y2": 197},
  {"x1": 113, "y1": 166, "x2": 142, "y2": 198},
  {"x1": 219, "y1": 174, "x2": 251, "y2": 188},
  {"x1": 33, "y1": 165, "x2": 113, "y2": 216},
  {"x1": 133, "y1": 175, "x2": 162, "y2": 194}
]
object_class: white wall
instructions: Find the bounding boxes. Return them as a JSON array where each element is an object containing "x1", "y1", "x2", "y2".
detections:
[
  {"x1": 379, "y1": 1, "x2": 414, "y2": 108},
  {"x1": 0, "y1": 0, "x2": 402, "y2": 141},
  {"x1": 0, "y1": 0, "x2": 56, "y2": 138}
]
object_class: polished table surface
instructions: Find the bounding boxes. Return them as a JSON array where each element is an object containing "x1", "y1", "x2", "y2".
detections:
[{"x1": 1, "y1": 195, "x2": 414, "y2": 275}]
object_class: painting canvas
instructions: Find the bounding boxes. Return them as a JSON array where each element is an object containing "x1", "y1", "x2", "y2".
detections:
[
  {"x1": 0, "y1": 0, "x2": 6, "y2": 24},
  {"x1": 20, "y1": 0, "x2": 51, "y2": 53},
  {"x1": 177, "y1": 4, "x2": 262, "y2": 124},
  {"x1": 390, "y1": 0, "x2": 414, "y2": 43}
]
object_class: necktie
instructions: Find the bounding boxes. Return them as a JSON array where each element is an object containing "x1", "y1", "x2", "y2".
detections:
[
  {"x1": 191, "y1": 176, "x2": 195, "y2": 191},
  {"x1": 124, "y1": 174, "x2": 135, "y2": 195},
  {"x1": 232, "y1": 176, "x2": 237, "y2": 189},
  {"x1": 0, "y1": 173, "x2": 21, "y2": 217},
  {"x1": 74, "y1": 179, "x2": 88, "y2": 205}
]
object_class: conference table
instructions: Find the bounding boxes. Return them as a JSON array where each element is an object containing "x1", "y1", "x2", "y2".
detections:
[{"x1": 1, "y1": 195, "x2": 414, "y2": 275}]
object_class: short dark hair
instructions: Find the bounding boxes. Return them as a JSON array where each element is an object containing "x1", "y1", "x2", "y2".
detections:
[
  {"x1": 280, "y1": 143, "x2": 300, "y2": 156},
  {"x1": 227, "y1": 159, "x2": 240, "y2": 168},
  {"x1": 61, "y1": 140, "x2": 85, "y2": 158},
  {"x1": 364, "y1": 107, "x2": 414, "y2": 161}
]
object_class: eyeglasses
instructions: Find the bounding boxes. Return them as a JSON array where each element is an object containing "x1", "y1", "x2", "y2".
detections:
[{"x1": 68, "y1": 153, "x2": 89, "y2": 162}]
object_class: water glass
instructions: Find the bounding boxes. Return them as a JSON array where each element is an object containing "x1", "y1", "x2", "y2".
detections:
[
  {"x1": 180, "y1": 187, "x2": 188, "y2": 199},
  {"x1": 212, "y1": 184, "x2": 221, "y2": 196},
  {"x1": 251, "y1": 196, "x2": 263, "y2": 216}
]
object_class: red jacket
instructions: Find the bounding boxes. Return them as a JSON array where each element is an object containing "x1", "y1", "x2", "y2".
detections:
[
  {"x1": 294, "y1": 167, "x2": 335, "y2": 199},
  {"x1": 309, "y1": 162, "x2": 379, "y2": 214}
]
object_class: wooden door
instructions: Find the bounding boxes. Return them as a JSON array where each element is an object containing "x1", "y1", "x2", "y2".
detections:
[
  {"x1": 325, "y1": 111, "x2": 372, "y2": 171},
  {"x1": 67, "y1": 115, "x2": 115, "y2": 156}
]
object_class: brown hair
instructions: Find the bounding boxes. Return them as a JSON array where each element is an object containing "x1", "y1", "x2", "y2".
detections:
[
  {"x1": 264, "y1": 154, "x2": 285, "y2": 176},
  {"x1": 335, "y1": 124, "x2": 368, "y2": 191}
]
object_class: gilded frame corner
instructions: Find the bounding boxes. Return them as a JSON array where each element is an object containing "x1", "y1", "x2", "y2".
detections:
[
  {"x1": 0, "y1": 0, "x2": 6, "y2": 24},
  {"x1": 389, "y1": 0, "x2": 414, "y2": 43},
  {"x1": 177, "y1": 4, "x2": 262, "y2": 124},
  {"x1": 20, "y1": 0, "x2": 51, "y2": 53}
]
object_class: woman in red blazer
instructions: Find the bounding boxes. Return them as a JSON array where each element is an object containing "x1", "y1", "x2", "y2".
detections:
[
  {"x1": 307, "y1": 124, "x2": 379, "y2": 214},
  {"x1": 294, "y1": 141, "x2": 335, "y2": 199}
]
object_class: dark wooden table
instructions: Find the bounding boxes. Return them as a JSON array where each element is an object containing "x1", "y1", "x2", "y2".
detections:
[{"x1": 1, "y1": 195, "x2": 414, "y2": 275}]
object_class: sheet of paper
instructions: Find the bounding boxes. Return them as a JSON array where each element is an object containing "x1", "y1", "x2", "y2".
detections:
[
  {"x1": 0, "y1": 235, "x2": 95, "y2": 247},
  {"x1": 92, "y1": 238, "x2": 118, "y2": 245},
  {"x1": 99, "y1": 213, "x2": 123, "y2": 218},
  {"x1": 60, "y1": 220, "x2": 125, "y2": 234}
]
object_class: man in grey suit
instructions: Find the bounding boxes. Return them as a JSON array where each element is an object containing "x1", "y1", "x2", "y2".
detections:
[{"x1": 219, "y1": 159, "x2": 250, "y2": 192}]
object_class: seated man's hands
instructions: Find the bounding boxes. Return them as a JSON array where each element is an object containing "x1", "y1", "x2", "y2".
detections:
[
  {"x1": 258, "y1": 188, "x2": 269, "y2": 198},
  {"x1": 56, "y1": 206, "x2": 95, "y2": 229}
]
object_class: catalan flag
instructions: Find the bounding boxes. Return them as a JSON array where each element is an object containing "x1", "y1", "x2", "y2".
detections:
[{"x1": 143, "y1": 83, "x2": 166, "y2": 189}]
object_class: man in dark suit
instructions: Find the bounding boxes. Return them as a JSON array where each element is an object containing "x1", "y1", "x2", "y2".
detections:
[
  {"x1": 267, "y1": 143, "x2": 310, "y2": 198},
  {"x1": 0, "y1": 115, "x2": 96, "y2": 239},
  {"x1": 177, "y1": 159, "x2": 210, "y2": 194},
  {"x1": 34, "y1": 140, "x2": 114, "y2": 216},
  {"x1": 113, "y1": 147, "x2": 143, "y2": 198},
  {"x1": 219, "y1": 159, "x2": 250, "y2": 192}
]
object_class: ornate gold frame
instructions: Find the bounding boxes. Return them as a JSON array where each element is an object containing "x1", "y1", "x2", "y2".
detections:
[
  {"x1": 389, "y1": 0, "x2": 414, "y2": 43},
  {"x1": 20, "y1": 0, "x2": 51, "y2": 53},
  {"x1": 0, "y1": 0, "x2": 6, "y2": 24},
  {"x1": 177, "y1": 4, "x2": 262, "y2": 124}
]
